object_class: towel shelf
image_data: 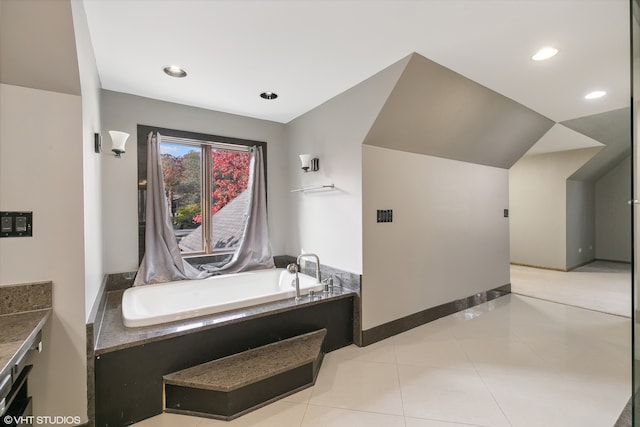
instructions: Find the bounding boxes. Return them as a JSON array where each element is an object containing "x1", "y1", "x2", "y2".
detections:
[{"x1": 290, "y1": 184, "x2": 335, "y2": 193}]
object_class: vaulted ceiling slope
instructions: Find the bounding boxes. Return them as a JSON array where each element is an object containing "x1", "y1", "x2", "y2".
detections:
[
  {"x1": 0, "y1": 0, "x2": 80, "y2": 96},
  {"x1": 363, "y1": 53, "x2": 555, "y2": 169},
  {"x1": 562, "y1": 108, "x2": 631, "y2": 181}
]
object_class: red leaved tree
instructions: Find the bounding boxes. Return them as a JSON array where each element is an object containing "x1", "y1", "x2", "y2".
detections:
[{"x1": 192, "y1": 150, "x2": 250, "y2": 224}]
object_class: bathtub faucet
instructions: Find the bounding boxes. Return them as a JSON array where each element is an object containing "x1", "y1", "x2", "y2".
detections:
[
  {"x1": 296, "y1": 253, "x2": 321, "y2": 283},
  {"x1": 287, "y1": 263, "x2": 302, "y2": 301}
]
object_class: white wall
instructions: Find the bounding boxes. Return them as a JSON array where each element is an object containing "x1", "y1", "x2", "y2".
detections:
[
  {"x1": 0, "y1": 84, "x2": 87, "y2": 422},
  {"x1": 285, "y1": 56, "x2": 408, "y2": 274},
  {"x1": 566, "y1": 180, "x2": 596, "y2": 269},
  {"x1": 70, "y1": 0, "x2": 104, "y2": 320},
  {"x1": 595, "y1": 155, "x2": 631, "y2": 262},
  {"x1": 509, "y1": 148, "x2": 600, "y2": 270},
  {"x1": 101, "y1": 90, "x2": 289, "y2": 273},
  {"x1": 362, "y1": 145, "x2": 510, "y2": 330}
]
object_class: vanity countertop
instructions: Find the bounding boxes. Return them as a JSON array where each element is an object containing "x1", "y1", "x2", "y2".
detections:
[
  {"x1": 0, "y1": 281, "x2": 52, "y2": 385},
  {"x1": 0, "y1": 309, "x2": 50, "y2": 382}
]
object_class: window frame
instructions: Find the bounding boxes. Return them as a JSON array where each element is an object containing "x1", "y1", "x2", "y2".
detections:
[{"x1": 137, "y1": 124, "x2": 267, "y2": 264}]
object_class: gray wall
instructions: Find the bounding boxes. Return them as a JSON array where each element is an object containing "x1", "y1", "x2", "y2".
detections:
[
  {"x1": 285, "y1": 55, "x2": 408, "y2": 273},
  {"x1": 595, "y1": 155, "x2": 631, "y2": 262},
  {"x1": 509, "y1": 148, "x2": 600, "y2": 270},
  {"x1": 101, "y1": 90, "x2": 289, "y2": 273},
  {"x1": 566, "y1": 180, "x2": 596, "y2": 269},
  {"x1": 364, "y1": 53, "x2": 554, "y2": 168},
  {"x1": 287, "y1": 52, "x2": 513, "y2": 330}
]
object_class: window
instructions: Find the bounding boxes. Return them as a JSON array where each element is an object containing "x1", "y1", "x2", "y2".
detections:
[
  {"x1": 137, "y1": 126, "x2": 266, "y2": 263},
  {"x1": 160, "y1": 137, "x2": 250, "y2": 256}
]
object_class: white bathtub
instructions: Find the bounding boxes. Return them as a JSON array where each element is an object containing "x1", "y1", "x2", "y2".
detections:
[{"x1": 122, "y1": 268, "x2": 323, "y2": 328}]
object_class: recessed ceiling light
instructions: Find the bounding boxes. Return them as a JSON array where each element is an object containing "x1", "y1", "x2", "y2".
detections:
[
  {"x1": 584, "y1": 90, "x2": 607, "y2": 100},
  {"x1": 163, "y1": 65, "x2": 187, "y2": 78},
  {"x1": 532, "y1": 47, "x2": 558, "y2": 61},
  {"x1": 260, "y1": 92, "x2": 278, "y2": 100}
]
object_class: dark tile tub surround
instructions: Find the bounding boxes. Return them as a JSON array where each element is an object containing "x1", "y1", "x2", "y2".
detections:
[
  {"x1": 87, "y1": 257, "x2": 360, "y2": 426},
  {"x1": 94, "y1": 294, "x2": 353, "y2": 426},
  {"x1": 95, "y1": 284, "x2": 355, "y2": 354},
  {"x1": 94, "y1": 256, "x2": 361, "y2": 354},
  {"x1": 274, "y1": 256, "x2": 362, "y2": 345},
  {"x1": 89, "y1": 257, "x2": 361, "y2": 353},
  {"x1": 0, "y1": 281, "x2": 52, "y2": 315},
  {"x1": 104, "y1": 271, "x2": 136, "y2": 292}
]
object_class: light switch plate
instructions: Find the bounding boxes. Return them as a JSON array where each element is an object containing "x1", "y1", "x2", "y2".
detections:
[{"x1": 0, "y1": 212, "x2": 32, "y2": 237}]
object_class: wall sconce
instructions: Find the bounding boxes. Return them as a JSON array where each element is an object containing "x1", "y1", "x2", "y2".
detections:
[
  {"x1": 108, "y1": 131, "x2": 129, "y2": 158},
  {"x1": 299, "y1": 154, "x2": 319, "y2": 172}
]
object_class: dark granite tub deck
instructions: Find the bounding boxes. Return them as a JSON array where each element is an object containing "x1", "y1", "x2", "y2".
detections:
[{"x1": 89, "y1": 264, "x2": 360, "y2": 427}]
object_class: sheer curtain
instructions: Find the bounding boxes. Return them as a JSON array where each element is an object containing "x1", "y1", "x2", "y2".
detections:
[
  {"x1": 133, "y1": 132, "x2": 210, "y2": 286},
  {"x1": 199, "y1": 145, "x2": 275, "y2": 274},
  {"x1": 134, "y1": 133, "x2": 274, "y2": 286}
]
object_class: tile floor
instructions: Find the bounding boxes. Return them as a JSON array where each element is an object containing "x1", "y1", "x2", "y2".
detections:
[
  {"x1": 130, "y1": 294, "x2": 631, "y2": 427},
  {"x1": 510, "y1": 261, "x2": 631, "y2": 317}
]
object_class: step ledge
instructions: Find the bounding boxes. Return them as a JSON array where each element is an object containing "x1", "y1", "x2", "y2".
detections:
[
  {"x1": 164, "y1": 329, "x2": 327, "y2": 392},
  {"x1": 164, "y1": 379, "x2": 318, "y2": 422}
]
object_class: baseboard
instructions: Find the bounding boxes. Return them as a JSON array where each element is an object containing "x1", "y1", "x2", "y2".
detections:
[
  {"x1": 566, "y1": 258, "x2": 596, "y2": 272},
  {"x1": 613, "y1": 396, "x2": 632, "y2": 427},
  {"x1": 361, "y1": 284, "x2": 511, "y2": 346},
  {"x1": 595, "y1": 258, "x2": 632, "y2": 265},
  {"x1": 510, "y1": 262, "x2": 567, "y2": 272}
]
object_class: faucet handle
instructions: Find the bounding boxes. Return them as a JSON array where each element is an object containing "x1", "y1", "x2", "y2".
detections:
[
  {"x1": 287, "y1": 263, "x2": 299, "y2": 274},
  {"x1": 322, "y1": 277, "x2": 334, "y2": 293}
]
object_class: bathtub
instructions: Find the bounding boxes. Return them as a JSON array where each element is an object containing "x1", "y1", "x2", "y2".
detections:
[{"x1": 122, "y1": 268, "x2": 323, "y2": 328}]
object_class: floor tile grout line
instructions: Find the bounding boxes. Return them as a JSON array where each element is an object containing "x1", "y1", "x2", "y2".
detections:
[
  {"x1": 305, "y1": 402, "x2": 405, "y2": 418},
  {"x1": 511, "y1": 292, "x2": 632, "y2": 319},
  {"x1": 298, "y1": 401, "x2": 310, "y2": 427},
  {"x1": 464, "y1": 342, "x2": 515, "y2": 427},
  {"x1": 390, "y1": 336, "x2": 407, "y2": 422}
]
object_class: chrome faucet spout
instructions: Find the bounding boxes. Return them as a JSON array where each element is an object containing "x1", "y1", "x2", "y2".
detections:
[
  {"x1": 287, "y1": 263, "x2": 301, "y2": 301},
  {"x1": 296, "y1": 253, "x2": 321, "y2": 283}
]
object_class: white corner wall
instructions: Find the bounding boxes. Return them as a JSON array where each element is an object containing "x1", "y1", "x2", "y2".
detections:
[
  {"x1": 0, "y1": 83, "x2": 88, "y2": 422},
  {"x1": 509, "y1": 148, "x2": 600, "y2": 270},
  {"x1": 101, "y1": 90, "x2": 289, "y2": 273},
  {"x1": 362, "y1": 145, "x2": 510, "y2": 330},
  {"x1": 595, "y1": 155, "x2": 631, "y2": 262},
  {"x1": 71, "y1": 0, "x2": 104, "y2": 320}
]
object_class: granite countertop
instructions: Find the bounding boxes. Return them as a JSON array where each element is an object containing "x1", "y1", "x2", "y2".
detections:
[
  {"x1": 95, "y1": 286, "x2": 355, "y2": 355},
  {"x1": 0, "y1": 309, "x2": 51, "y2": 382}
]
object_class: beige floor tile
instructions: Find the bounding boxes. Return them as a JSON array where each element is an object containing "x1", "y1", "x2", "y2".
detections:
[
  {"x1": 301, "y1": 405, "x2": 405, "y2": 427},
  {"x1": 309, "y1": 358, "x2": 403, "y2": 415}
]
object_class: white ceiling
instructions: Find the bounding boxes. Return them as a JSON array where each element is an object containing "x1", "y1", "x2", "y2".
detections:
[{"x1": 82, "y1": 0, "x2": 630, "y2": 131}]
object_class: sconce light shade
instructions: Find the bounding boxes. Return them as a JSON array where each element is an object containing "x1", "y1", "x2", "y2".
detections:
[
  {"x1": 299, "y1": 154, "x2": 319, "y2": 172},
  {"x1": 109, "y1": 131, "x2": 129, "y2": 158},
  {"x1": 299, "y1": 154, "x2": 311, "y2": 171}
]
